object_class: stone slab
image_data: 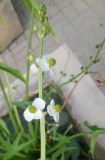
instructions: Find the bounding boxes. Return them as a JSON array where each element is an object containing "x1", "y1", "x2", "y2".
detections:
[
  {"x1": 47, "y1": 44, "x2": 105, "y2": 160},
  {"x1": 0, "y1": 0, "x2": 23, "y2": 52}
]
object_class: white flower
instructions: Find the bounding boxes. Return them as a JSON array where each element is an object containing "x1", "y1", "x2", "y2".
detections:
[
  {"x1": 47, "y1": 99, "x2": 62, "y2": 123},
  {"x1": 36, "y1": 55, "x2": 56, "y2": 72},
  {"x1": 30, "y1": 63, "x2": 38, "y2": 74},
  {"x1": 30, "y1": 55, "x2": 56, "y2": 75},
  {"x1": 23, "y1": 98, "x2": 45, "y2": 122}
]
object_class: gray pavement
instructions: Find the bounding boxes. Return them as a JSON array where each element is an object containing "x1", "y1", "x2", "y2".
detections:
[{"x1": 1, "y1": 0, "x2": 105, "y2": 94}]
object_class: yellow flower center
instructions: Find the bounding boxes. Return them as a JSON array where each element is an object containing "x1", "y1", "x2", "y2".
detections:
[
  {"x1": 29, "y1": 105, "x2": 37, "y2": 113},
  {"x1": 53, "y1": 105, "x2": 62, "y2": 112},
  {"x1": 48, "y1": 58, "x2": 56, "y2": 66}
]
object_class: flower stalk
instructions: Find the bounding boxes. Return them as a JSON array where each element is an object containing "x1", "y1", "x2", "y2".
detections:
[
  {"x1": 38, "y1": 37, "x2": 46, "y2": 160},
  {"x1": 26, "y1": 7, "x2": 34, "y2": 100},
  {"x1": 25, "y1": 6, "x2": 35, "y2": 141}
]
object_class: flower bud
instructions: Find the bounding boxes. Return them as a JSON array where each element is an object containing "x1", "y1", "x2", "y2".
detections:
[
  {"x1": 42, "y1": 25, "x2": 47, "y2": 34},
  {"x1": 28, "y1": 54, "x2": 35, "y2": 62},
  {"x1": 33, "y1": 25, "x2": 38, "y2": 32}
]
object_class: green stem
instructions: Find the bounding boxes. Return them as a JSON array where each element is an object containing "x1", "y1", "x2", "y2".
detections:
[
  {"x1": 3, "y1": 71, "x2": 23, "y2": 131},
  {"x1": 0, "y1": 79, "x2": 18, "y2": 134},
  {"x1": 60, "y1": 38, "x2": 105, "y2": 87},
  {"x1": 38, "y1": 38, "x2": 46, "y2": 160},
  {"x1": 26, "y1": 7, "x2": 34, "y2": 100},
  {"x1": 28, "y1": 122, "x2": 35, "y2": 139},
  {"x1": 25, "y1": 7, "x2": 35, "y2": 140}
]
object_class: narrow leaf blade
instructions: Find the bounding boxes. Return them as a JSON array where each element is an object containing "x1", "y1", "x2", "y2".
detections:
[{"x1": 0, "y1": 63, "x2": 26, "y2": 83}]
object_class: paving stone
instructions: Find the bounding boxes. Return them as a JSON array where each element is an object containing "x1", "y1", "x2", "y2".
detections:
[
  {"x1": 9, "y1": 41, "x2": 17, "y2": 50},
  {"x1": 13, "y1": 46, "x2": 27, "y2": 62},
  {"x1": 16, "y1": 34, "x2": 25, "y2": 44},
  {"x1": 32, "y1": 35, "x2": 39, "y2": 49},
  {"x1": 63, "y1": 5, "x2": 78, "y2": 21},
  {"x1": 85, "y1": 0, "x2": 99, "y2": 5},
  {"x1": 72, "y1": 9, "x2": 100, "y2": 32},
  {"x1": 57, "y1": 0, "x2": 71, "y2": 10},
  {"x1": 61, "y1": 24, "x2": 79, "y2": 41},
  {"x1": 47, "y1": 5, "x2": 59, "y2": 17},
  {"x1": 3, "y1": 52, "x2": 18, "y2": 67},
  {"x1": 11, "y1": 40, "x2": 27, "y2": 55},
  {"x1": 92, "y1": 1, "x2": 105, "y2": 19},
  {"x1": 0, "y1": 0, "x2": 23, "y2": 52},
  {"x1": 72, "y1": 0, "x2": 88, "y2": 13}
]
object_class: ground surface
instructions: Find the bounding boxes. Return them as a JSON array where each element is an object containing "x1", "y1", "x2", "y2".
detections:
[{"x1": 1, "y1": 0, "x2": 105, "y2": 94}]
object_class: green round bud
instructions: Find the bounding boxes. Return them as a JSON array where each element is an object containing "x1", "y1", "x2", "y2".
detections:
[
  {"x1": 80, "y1": 66, "x2": 84, "y2": 70},
  {"x1": 28, "y1": 54, "x2": 35, "y2": 62},
  {"x1": 84, "y1": 70, "x2": 88, "y2": 74},
  {"x1": 60, "y1": 71, "x2": 63, "y2": 74},
  {"x1": 89, "y1": 56, "x2": 93, "y2": 59},
  {"x1": 48, "y1": 58, "x2": 56, "y2": 66},
  {"x1": 40, "y1": 16, "x2": 44, "y2": 23},
  {"x1": 44, "y1": 16, "x2": 48, "y2": 23},
  {"x1": 33, "y1": 25, "x2": 38, "y2": 32},
  {"x1": 29, "y1": 105, "x2": 36, "y2": 113},
  {"x1": 54, "y1": 104, "x2": 62, "y2": 112},
  {"x1": 40, "y1": 4, "x2": 46, "y2": 15},
  {"x1": 38, "y1": 10, "x2": 42, "y2": 16},
  {"x1": 42, "y1": 25, "x2": 47, "y2": 34},
  {"x1": 95, "y1": 44, "x2": 100, "y2": 49},
  {"x1": 92, "y1": 59, "x2": 97, "y2": 64}
]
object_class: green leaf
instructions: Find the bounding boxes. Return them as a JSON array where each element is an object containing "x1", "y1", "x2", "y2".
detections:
[
  {"x1": 61, "y1": 152, "x2": 65, "y2": 160},
  {"x1": 89, "y1": 130, "x2": 105, "y2": 158},
  {"x1": 51, "y1": 146, "x2": 77, "y2": 160},
  {"x1": 3, "y1": 132, "x2": 34, "y2": 160},
  {"x1": 84, "y1": 121, "x2": 105, "y2": 131},
  {"x1": 12, "y1": 132, "x2": 23, "y2": 149},
  {"x1": 47, "y1": 132, "x2": 85, "y2": 154},
  {"x1": 0, "y1": 63, "x2": 26, "y2": 83},
  {"x1": 90, "y1": 134, "x2": 97, "y2": 159},
  {"x1": 13, "y1": 100, "x2": 31, "y2": 109},
  {"x1": 0, "y1": 136, "x2": 11, "y2": 151},
  {"x1": 3, "y1": 132, "x2": 23, "y2": 160},
  {"x1": 0, "y1": 118, "x2": 10, "y2": 136},
  {"x1": 23, "y1": 0, "x2": 39, "y2": 12},
  {"x1": 16, "y1": 139, "x2": 34, "y2": 152},
  {"x1": 29, "y1": 0, "x2": 39, "y2": 10}
]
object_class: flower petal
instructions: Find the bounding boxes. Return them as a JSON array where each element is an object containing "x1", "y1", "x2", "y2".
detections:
[
  {"x1": 50, "y1": 99, "x2": 55, "y2": 106},
  {"x1": 53, "y1": 112, "x2": 59, "y2": 123},
  {"x1": 30, "y1": 64, "x2": 37, "y2": 74},
  {"x1": 43, "y1": 55, "x2": 51, "y2": 61},
  {"x1": 23, "y1": 108, "x2": 35, "y2": 122},
  {"x1": 47, "y1": 105, "x2": 55, "y2": 116},
  {"x1": 32, "y1": 98, "x2": 45, "y2": 110},
  {"x1": 36, "y1": 57, "x2": 49, "y2": 71},
  {"x1": 34, "y1": 110, "x2": 43, "y2": 119},
  {"x1": 49, "y1": 69, "x2": 55, "y2": 75}
]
